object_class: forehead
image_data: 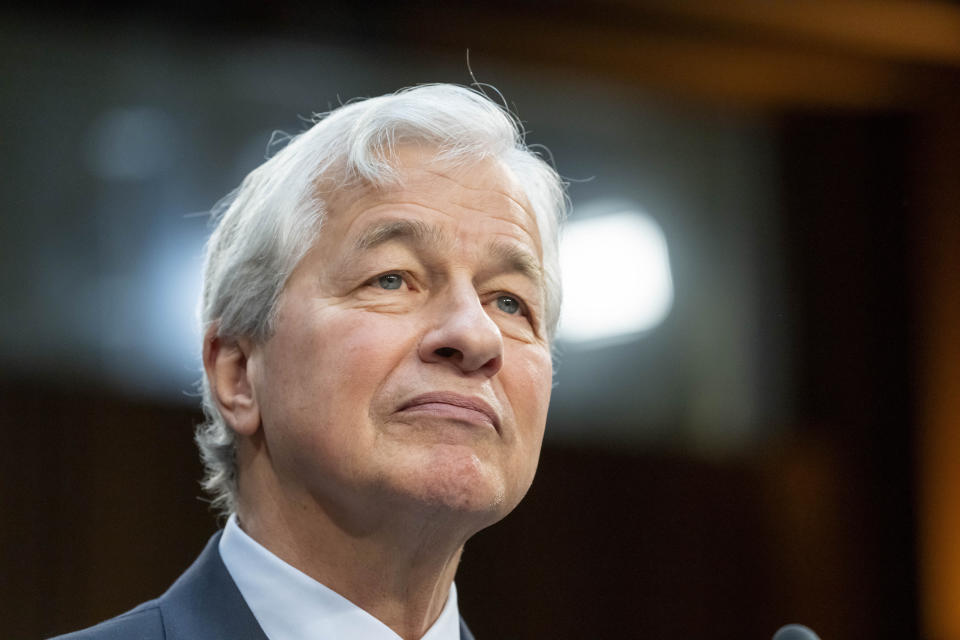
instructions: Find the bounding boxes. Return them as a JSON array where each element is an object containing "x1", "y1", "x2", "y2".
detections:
[{"x1": 320, "y1": 149, "x2": 543, "y2": 256}]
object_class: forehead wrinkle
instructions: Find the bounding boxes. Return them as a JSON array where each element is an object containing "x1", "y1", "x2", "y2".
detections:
[
  {"x1": 350, "y1": 215, "x2": 541, "y2": 282},
  {"x1": 349, "y1": 197, "x2": 476, "y2": 230},
  {"x1": 420, "y1": 166, "x2": 534, "y2": 220},
  {"x1": 352, "y1": 217, "x2": 448, "y2": 252},
  {"x1": 348, "y1": 195, "x2": 537, "y2": 251}
]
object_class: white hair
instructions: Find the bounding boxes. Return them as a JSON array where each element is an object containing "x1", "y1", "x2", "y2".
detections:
[{"x1": 196, "y1": 83, "x2": 567, "y2": 516}]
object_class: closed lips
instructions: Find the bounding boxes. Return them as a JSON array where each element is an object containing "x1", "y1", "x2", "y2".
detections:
[{"x1": 399, "y1": 393, "x2": 500, "y2": 430}]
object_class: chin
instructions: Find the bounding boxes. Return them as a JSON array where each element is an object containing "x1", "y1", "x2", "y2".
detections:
[{"x1": 388, "y1": 444, "x2": 521, "y2": 524}]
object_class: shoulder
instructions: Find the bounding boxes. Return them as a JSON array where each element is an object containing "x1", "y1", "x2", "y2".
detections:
[{"x1": 47, "y1": 600, "x2": 164, "y2": 640}]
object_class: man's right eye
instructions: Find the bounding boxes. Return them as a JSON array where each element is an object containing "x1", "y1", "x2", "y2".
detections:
[{"x1": 374, "y1": 273, "x2": 404, "y2": 290}]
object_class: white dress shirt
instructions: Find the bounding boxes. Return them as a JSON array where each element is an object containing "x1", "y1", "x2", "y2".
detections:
[{"x1": 219, "y1": 514, "x2": 462, "y2": 640}]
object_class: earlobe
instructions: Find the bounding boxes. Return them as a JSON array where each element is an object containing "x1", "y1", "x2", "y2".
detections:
[{"x1": 203, "y1": 329, "x2": 261, "y2": 436}]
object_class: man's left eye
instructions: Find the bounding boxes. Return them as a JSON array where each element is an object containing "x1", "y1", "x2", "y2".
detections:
[
  {"x1": 375, "y1": 273, "x2": 404, "y2": 290},
  {"x1": 496, "y1": 295, "x2": 522, "y2": 315}
]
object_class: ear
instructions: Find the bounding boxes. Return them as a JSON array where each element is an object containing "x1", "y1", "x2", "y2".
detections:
[{"x1": 203, "y1": 327, "x2": 261, "y2": 437}]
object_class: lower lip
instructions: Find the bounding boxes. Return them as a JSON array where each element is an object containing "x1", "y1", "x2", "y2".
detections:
[{"x1": 399, "y1": 403, "x2": 496, "y2": 429}]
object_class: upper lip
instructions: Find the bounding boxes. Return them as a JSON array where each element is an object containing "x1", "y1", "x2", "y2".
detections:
[{"x1": 399, "y1": 392, "x2": 501, "y2": 431}]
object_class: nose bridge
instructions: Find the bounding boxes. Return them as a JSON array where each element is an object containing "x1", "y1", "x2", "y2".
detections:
[
  {"x1": 421, "y1": 274, "x2": 503, "y2": 374},
  {"x1": 440, "y1": 276, "x2": 493, "y2": 331}
]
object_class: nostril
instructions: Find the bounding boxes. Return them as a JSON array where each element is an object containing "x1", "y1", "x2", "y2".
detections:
[{"x1": 434, "y1": 347, "x2": 458, "y2": 358}]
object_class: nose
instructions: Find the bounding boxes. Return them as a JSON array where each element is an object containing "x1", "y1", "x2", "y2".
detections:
[{"x1": 418, "y1": 283, "x2": 503, "y2": 376}]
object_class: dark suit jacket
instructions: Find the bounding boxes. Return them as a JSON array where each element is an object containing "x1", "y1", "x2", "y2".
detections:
[{"x1": 50, "y1": 532, "x2": 476, "y2": 640}]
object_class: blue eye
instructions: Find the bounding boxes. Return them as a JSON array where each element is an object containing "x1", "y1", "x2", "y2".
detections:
[
  {"x1": 376, "y1": 274, "x2": 404, "y2": 290},
  {"x1": 496, "y1": 295, "x2": 521, "y2": 314}
]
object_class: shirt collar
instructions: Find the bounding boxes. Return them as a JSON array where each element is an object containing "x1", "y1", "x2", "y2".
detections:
[{"x1": 219, "y1": 513, "x2": 462, "y2": 640}]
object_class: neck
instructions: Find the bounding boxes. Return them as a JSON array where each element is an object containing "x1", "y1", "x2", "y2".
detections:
[{"x1": 235, "y1": 470, "x2": 473, "y2": 639}]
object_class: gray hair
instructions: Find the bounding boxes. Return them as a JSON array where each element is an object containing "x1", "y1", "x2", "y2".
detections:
[{"x1": 197, "y1": 83, "x2": 567, "y2": 516}]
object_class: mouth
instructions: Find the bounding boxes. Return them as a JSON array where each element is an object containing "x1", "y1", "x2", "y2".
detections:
[{"x1": 398, "y1": 392, "x2": 501, "y2": 431}]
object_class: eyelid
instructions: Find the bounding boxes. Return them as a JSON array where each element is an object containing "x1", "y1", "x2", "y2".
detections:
[{"x1": 490, "y1": 292, "x2": 543, "y2": 341}]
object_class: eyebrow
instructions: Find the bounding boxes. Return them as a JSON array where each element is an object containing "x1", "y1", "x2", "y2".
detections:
[
  {"x1": 353, "y1": 219, "x2": 444, "y2": 251},
  {"x1": 487, "y1": 240, "x2": 543, "y2": 287},
  {"x1": 353, "y1": 218, "x2": 544, "y2": 288}
]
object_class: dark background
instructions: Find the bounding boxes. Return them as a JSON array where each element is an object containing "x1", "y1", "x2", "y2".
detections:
[{"x1": 3, "y1": 2, "x2": 960, "y2": 639}]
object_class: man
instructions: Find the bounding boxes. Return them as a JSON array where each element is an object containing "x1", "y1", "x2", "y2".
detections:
[{"x1": 54, "y1": 83, "x2": 566, "y2": 640}]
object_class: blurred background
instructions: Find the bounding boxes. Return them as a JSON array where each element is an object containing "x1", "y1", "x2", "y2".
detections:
[{"x1": 2, "y1": 1, "x2": 960, "y2": 638}]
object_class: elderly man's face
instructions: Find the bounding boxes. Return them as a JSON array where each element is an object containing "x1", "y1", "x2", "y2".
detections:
[{"x1": 245, "y1": 149, "x2": 552, "y2": 530}]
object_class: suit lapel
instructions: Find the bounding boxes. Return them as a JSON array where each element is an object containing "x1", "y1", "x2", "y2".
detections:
[
  {"x1": 158, "y1": 531, "x2": 477, "y2": 640},
  {"x1": 459, "y1": 617, "x2": 476, "y2": 640},
  {"x1": 158, "y1": 532, "x2": 269, "y2": 640}
]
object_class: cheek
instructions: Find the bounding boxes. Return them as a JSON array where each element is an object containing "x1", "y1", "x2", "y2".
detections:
[
  {"x1": 257, "y1": 308, "x2": 422, "y2": 476},
  {"x1": 265, "y1": 307, "x2": 420, "y2": 419},
  {"x1": 502, "y1": 344, "x2": 553, "y2": 461},
  {"x1": 507, "y1": 345, "x2": 553, "y2": 422}
]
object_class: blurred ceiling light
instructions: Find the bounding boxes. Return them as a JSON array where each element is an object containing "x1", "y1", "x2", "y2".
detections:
[{"x1": 559, "y1": 210, "x2": 673, "y2": 344}]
